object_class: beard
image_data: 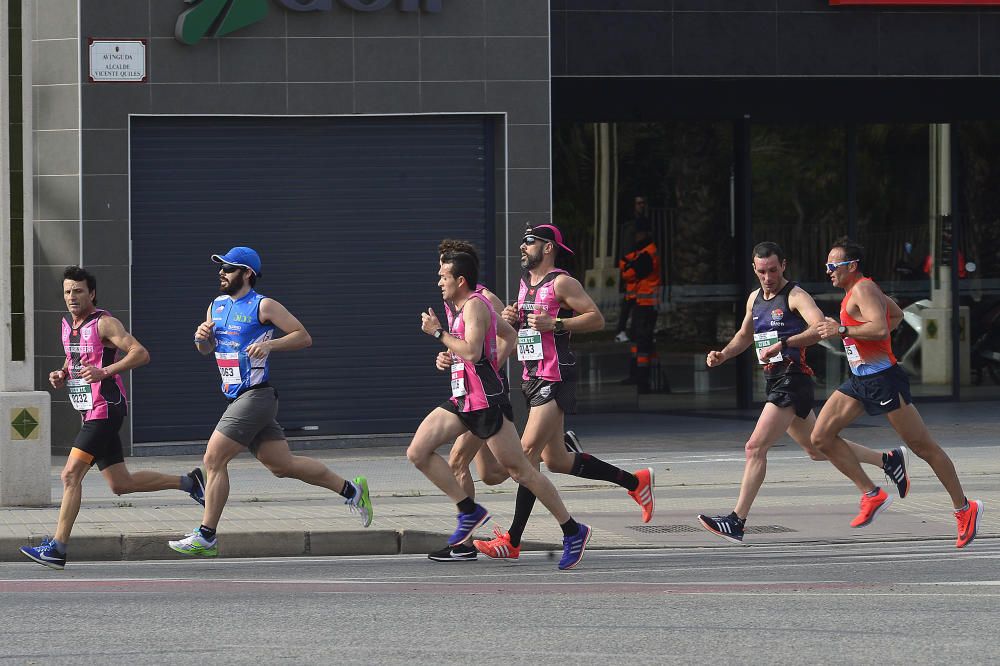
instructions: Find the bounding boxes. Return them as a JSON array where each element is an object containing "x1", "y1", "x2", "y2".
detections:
[
  {"x1": 520, "y1": 249, "x2": 542, "y2": 270},
  {"x1": 220, "y1": 271, "x2": 246, "y2": 296}
]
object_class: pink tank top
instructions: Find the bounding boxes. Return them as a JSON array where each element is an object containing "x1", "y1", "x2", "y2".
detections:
[
  {"x1": 516, "y1": 270, "x2": 576, "y2": 382},
  {"x1": 447, "y1": 292, "x2": 504, "y2": 413},
  {"x1": 61, "y1": 310, "x2": 127, "y2": 421}
]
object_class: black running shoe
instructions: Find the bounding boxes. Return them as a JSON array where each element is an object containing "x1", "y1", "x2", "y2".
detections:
[
  {"x1": 697, "y1": 513, "x2": 745, "y2": 545},
  {"x1": 564, "y1": 430, "x2": 582, "y2": 453},
  {"x1": 883, "y1": 446, "x2": 910, "y2": 499},
  {"x1": 428, "y1": 543, "x2": 478, "y2": 562}
]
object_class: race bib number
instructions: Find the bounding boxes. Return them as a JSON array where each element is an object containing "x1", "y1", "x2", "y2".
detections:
[
  {"x1": 843, "y1": 340, "x2": 862, "y2": 369},
  {"x1": 67, "y1": 378, "x2": 93, "y2": 412},
  {"x1": 517, "y1": 329, "x2": 543, "y2": 361},
  {"x1": 753, "y1": 331, "x2": 782, "y2": 365},
  {"x1": 215, "y1": 352, "x2": 242, "y2": 385},
  {"x1": 450, "y1": 362, "x2": 467, "y2": 398}
]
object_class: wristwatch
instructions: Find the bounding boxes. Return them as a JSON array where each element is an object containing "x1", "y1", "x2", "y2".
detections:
[
  {"x1": 433, "y1": 328, "x2": 445, "y2": 340},
  {"x1": 779, "y1": 339, "x2": 788, "y2": 352},
  {"x1": 554, "y1": 318, "x2": 565, "y2": 333},
  {"x1": 837, "y1": 325, "x2": 849, "y2": 337}
]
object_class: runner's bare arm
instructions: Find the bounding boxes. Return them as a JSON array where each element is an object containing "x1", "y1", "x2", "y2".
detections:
[
  {"x1": 532, "y1": 274, "x2": 602, "y2": 333},
  {"x1": 421, "y1": 301, "x2": 486, "y2": 364},
  {"x1": 495, "y1": 314, "x2": 517, "y2": 364},
  {"x1": 886, "y1": 293, "x2": 904, "y2": 332},
  {"x1": 708, "y1": 290, "x2": 756, "y2": 367},
  {"x1": 194, "y1": 305, "x2": 215, "y2": 355},
  {"x1": 785, "y1": 287, "x2": 824, "y2": 348},
  {"x1": 251, "y1": 298, "x2": 312, "y2": 358},
  {"x1": 842, "y1": 281, "x2": 890, "y2": 340},
  {"x1": 79, "y1": 315, "x2": 150, "y2": 383}
]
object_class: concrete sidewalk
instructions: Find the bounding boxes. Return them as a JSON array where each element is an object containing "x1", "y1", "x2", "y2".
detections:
[{"x1": 1, "y1": 403, "x2": 997, "y2": 563}]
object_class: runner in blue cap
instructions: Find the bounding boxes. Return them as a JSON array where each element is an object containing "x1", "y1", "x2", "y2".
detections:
[{"x1": 168, "y1": 247, "x2": 374, "y2": 558}]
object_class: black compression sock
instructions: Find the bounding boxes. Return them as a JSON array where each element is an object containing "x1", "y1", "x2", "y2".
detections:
[
  {"x1": 560, "y1": 518, "x2": 580, "y2": 537},
  {"x1": 198, "y1": 525, "x2": 217, "y2": 541},
  {"x1": 570, "y1": 453, "x2": 639, "y2": 491},
  {"x1": 506, "y1": 484, "x2": 537, "y2": 547},
  {"x1": 457, "y1": 497, "x2": 477, "y2": 514},
  {"x1": 340, "y1": 480, "x2": 356, "y2": 499}
]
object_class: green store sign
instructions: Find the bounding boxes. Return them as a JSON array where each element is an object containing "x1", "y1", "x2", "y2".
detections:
[{"x1": 177, "y1": 0, "x2": 443, "y2": 45}]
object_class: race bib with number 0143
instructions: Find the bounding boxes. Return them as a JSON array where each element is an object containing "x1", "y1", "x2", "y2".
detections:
[
  {"x1": 517, "y1": 329, "x2": 543, "y2": 361},
  {"x1": 753, "y1": 331, "x2": 783, "y2": 365}
]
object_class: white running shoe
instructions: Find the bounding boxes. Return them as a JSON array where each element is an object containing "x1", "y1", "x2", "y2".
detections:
[{"x1": 168, "y1": 529, "x2": 218, "y2": 557}]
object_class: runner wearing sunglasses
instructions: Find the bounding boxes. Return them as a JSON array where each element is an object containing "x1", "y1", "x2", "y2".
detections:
[
  {"x1": 168, "y1": 247, "x2": 373, "y2": 558},
  {"x1": 696, "y1": 242, "x2": 907, "y2": 545},
  {"x1": 473, "y1": 224, "x2": 654, "y2": 562},
  {"x1": 428, "y1": 239, "x2": 588, "y2": 562},
  {"x1": 811, "y1": 237, "x2": 982, "y2": 547}
]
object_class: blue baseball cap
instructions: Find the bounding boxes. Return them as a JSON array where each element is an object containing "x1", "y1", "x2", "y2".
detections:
[{"x1": 212, "y1": 246, "x2": 262, "y2": 276}]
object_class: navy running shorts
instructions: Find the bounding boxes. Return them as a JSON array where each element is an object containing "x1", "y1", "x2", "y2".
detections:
[{"x1": 837, "y1": 364, "x2": 913, "y2": 416}]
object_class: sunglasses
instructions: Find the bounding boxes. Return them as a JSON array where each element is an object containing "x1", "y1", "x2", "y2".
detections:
[
  {"x1": 219, "y1": 263, "x2": 244, "y2": 274},
  {"x1": 521, "y1": 235, "x2": 549, "y2": 245},
  {"x1": 825, "y1": 260, "x2": 855, "y2": 272}
]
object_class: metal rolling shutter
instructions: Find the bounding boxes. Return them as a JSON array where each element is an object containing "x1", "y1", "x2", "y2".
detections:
[{"x1": 130, "y1": 116, "x2": 493, "y2": 442}]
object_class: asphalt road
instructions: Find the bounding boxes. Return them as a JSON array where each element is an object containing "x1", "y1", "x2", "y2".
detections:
[{"x1": 1, "y1": 539, "x2": 997, "y2": 665}]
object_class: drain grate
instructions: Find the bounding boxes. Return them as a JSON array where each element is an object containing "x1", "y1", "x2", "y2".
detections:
[
  {"x1": 629, "y1": 525, "x2": 700, "y2": 533},
  {"x1": 745, "y1": 525, "x2": 797, "y2": 534},
  {"x1": 628, "y1": 524, "x2": 797, "y2": 534}
]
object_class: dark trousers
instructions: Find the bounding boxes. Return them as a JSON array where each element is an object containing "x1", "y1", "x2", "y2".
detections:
[
  {"x1": 616, "y1": 297, "x2": 635, "y2": 334},
  {"x1": 629, "y1": 305, "x2": 658, "y2": 390}
]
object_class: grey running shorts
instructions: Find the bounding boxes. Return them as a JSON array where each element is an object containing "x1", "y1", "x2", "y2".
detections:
[{"x1": 216, "y1": 386, "x2": 284, "y2": 455}]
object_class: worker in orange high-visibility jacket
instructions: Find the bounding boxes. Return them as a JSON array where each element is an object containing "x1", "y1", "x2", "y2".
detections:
[{"x1": 619, "y1": 221, "x2": 661, "y2": 393}]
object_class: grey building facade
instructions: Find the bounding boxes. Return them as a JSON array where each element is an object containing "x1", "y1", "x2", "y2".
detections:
[{"x1": 32, "y1": 0, "x2": 551, "y2": 452}]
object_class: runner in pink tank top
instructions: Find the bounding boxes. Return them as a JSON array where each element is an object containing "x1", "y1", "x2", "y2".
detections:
[
  {"x1": 410, "y1": 250, "x2": 593, "y2": 570},
  {"x1": 20, "y1": 266, "x2": 206, "y2": 571}
]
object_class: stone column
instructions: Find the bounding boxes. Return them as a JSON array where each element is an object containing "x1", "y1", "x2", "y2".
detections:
[{"x1": 0, "y1": 0, "x2": 51, "y2": 506}]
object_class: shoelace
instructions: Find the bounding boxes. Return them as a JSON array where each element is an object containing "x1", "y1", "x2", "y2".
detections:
[{"x1": 488, "y1": 526, "x2": 505, "y2": 542}]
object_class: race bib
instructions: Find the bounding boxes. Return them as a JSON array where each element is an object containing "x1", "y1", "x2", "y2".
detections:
[
  {"x1": 450, "y1": 362, "x2": 467, "y2": 398},
  {"x1": 843, "y1": 339, "x2": 862, "y2": 369},
  {"x1": 517, "y1": 329, "x2": 543, "y2": 361},
  {"x1": 753, "y1": 331, "x2": 782, "y2": 365},
  {"x1": 215, "y1": 352, "x2": 243, "y2": 385},
  {"x1": 67, "y1": 378, "x2": 93, "y2": 412}
]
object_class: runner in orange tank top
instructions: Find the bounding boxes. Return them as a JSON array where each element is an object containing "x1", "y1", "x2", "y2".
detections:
[{"x1": 811, "y1": 237, "x2": 983, "y2": 548}]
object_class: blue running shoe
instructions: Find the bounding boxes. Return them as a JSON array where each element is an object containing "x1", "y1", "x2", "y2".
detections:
[
  {"x1": 558, "y1": 523, "x2": 592, "y2": 570},
  {"x1": 187, "y1": 468, "x2": 206, "y2": 506},
  {"x1": 20, "y1": 538, "x2": 66, "y2": 570},
  {"x1": 447, "y1": 504, "x2": 490, "y2": 546}
]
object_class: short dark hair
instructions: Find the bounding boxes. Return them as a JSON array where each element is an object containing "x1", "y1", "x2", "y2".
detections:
[
  {"x1": 752, "y1": 241, "x2": 786, "y2": 264},
  {"x1": 63, "y1": 266, "x2": 97, "y2": 305},
  {"x1": 441, "y1": 251, "x2": 478, "y2": 290},
  {"x1": 831, "y1": 236, "x2": 864, "y2": 263},
  {"x1": 438, "y1": 239, "x2": 481, "y2": 266}
]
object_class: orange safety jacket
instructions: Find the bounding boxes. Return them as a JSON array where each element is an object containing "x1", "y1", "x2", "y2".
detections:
[{"x1": 619, "y1": 241, "x2": 661, "y2": 306}]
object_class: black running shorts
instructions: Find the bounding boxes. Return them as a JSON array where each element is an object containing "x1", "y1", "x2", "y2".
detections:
[
  {"x1": 72, "y1": 400, "x2": 126, "y2": 470},
  {"x1": 837, "y1": 364, "x2": 913, "y2": 416},
  {"x1": 439, "y1": 401, "x2": 507, "y2": 440},
  {"x1": 764, "y1": 373, "x2": 815, "y2": 420},
  {"x1": 522, "y1": 379, "x2": 577, "y2": 415}
]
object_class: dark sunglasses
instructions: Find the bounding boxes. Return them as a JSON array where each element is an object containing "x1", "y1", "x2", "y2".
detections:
[
  {"x1": 219, "y1": 263, "x2": 244, "y2": 274},
  {"x1": 521, "y1": 235, "x2": 549, "y2": 245}
]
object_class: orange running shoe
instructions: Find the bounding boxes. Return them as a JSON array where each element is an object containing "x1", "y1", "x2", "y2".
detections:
[
  {"x1": 628, "y1": 468, "x2": 655, "y2": 523},
  {"x1": 850, "y1": 488, "x2": 892, "y2": 527},
  {"x1": 955, "y1": 499, "x2": 983, "y2": 549},
  {"x1": 473, "y1": 527, "x2": 521, "y2": 560}
]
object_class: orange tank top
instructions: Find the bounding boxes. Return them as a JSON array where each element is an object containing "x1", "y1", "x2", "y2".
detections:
[{"x1": 839, "y1": 278, "x2": 896, "y2": 376}]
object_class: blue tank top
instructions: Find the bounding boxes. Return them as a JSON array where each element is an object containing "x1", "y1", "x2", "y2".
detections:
[
  {"x1": 751, "y1": 281, "x2": 812, "y2": 377},
  {"x1": 210, "y1": 290, "x2": 275, "y2": 399}
]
